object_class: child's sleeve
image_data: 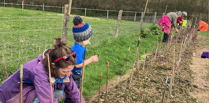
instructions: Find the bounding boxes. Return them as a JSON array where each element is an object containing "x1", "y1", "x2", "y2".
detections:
[
  {"x1": 65, "y1": 76, "x2": 86, "y2": 103},
  {"x1": 33, "y1": 66, "x2": 58, "y2": 103},
  {"x1": 76, "y1": 51, "x2": 84, "y2": 65}
]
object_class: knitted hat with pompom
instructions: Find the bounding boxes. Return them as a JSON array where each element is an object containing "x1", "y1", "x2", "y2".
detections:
[{"x1": 72, "y1": 16, "x2": 93, "y2": 42}]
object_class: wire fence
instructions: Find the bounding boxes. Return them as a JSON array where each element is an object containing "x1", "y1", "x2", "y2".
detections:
[
  {"x1": 0, "y1": 2, "x2": 164, "y2": 22},
  {"x1": 0, "y1": 2, "x2": 207, "y2": 25}
]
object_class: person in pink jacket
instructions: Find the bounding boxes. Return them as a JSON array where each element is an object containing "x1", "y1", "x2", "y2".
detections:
[
  {"x1": 158, "y1": 12, "x2": 181, "y2": 42},
  {"x1": 0, "y1": 37, "x2": 85, "y2": 103}
]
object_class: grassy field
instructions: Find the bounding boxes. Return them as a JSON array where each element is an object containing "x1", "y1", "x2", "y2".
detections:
[
  {"x1": 0, "y1": 7, "x2": 165, "y2": 100},
  {"x1": 198, "y1": 32, "x2": 209, "y2": 41}
]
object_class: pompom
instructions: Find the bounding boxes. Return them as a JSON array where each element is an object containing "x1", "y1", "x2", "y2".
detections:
[{"x1": 73, "y1": 16, "x2": 83, "y2": 25}]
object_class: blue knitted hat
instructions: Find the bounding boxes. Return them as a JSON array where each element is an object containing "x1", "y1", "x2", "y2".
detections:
[{"x1": 72, "y1": 16, "x2": 93, "y2": 42}]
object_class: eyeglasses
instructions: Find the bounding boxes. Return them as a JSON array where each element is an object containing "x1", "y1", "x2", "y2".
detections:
[{"x1": 54, "y1": 52, "x2": 77, "y2": 62}]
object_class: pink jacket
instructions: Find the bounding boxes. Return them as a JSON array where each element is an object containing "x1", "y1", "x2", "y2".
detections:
[{"x1": 158, "y1": 15, "x2": 172, "y2": 34}]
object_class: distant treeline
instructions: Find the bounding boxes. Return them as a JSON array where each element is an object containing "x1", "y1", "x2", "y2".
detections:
[{"x1": 1, "y1": 0, "x2": 208, "y2": 22}]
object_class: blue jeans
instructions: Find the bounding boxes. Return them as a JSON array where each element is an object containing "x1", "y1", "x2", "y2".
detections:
[
  {"x1": 0, "y1": 90, "x2": 64, "y2": 103},
  {"x1": 163, "y1": 32, "x2": 169, "y2": 42},
  {"x1": 72, "y1": 71, "x2": 82, "y2": 89},
  {"x1": 32, "y1": 89, "x2": 63, "y2": 103}
]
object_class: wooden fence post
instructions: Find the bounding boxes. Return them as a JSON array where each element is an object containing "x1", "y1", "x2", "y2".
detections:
[
  {"x1": 115, "y1": 10, "x2": 123, "y2": 39},
  {"x1": 22, "y1": 1, "x2": 24, "y2": 9},
  {"x1": 62, "y1": 4, "x2": 69, "y2": 40},
  {"x1": 4, "y1": 0, "x2": 5, "y2": 7},
  {"x1": 107, "y1": 10, "x2": 109, "y2": 19},
  {"x1": 134, "y1": 12, "x2": 137, "y2": 21},
  {"x1": 62, "y1": 0, "x2": 72, "y2": 40},
  {"x1": 85, "y1": 8, "x2": 87, "y2": 16},
  {"x1": 62, "y1": 3, "x2": 71, "y2": 40},
  {"x1": 62, "y1": 5, "x2": 63, "y2": 14},
  {"x1": 139, "y1": 12, "x2": 143, "y2": 32},
  {"x1": 153, "y1": 12, "x2": 157, "y2": 24},
  {"x1": 43, "y1": 3, "x2": 44, "y2": 11},
  {"x1": 194, "y1": 17, "x2": 197, "y2": 28},
  {"x1": 163, "y1": 13, "x2": 165, "y2": 17},
  {"x1": 68, "y1": 0, "x2": 72, "y2": 16}
]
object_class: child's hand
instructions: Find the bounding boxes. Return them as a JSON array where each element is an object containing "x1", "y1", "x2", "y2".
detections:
[{"x1": 90, "y1": 55, "x2": 99, "y2": 62}]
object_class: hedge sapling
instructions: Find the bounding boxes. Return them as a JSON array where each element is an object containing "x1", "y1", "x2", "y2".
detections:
[
  {"x1": 161, "y1": 76, "x2": 168, "y2": 103},
  {"x1": 105, "y1": 62, "x2": 109, "y2": 103},
  {"x1": 122, "y1": 47, "x2": 130, "y2": 75},
  {"x1": 129, "y1": 40, "x2": 140, "y2": 89},
  {"x1": 142, "y1": 49, "x2": 147, "y2": 71},
  {"x1": 98, "y1": 72, "x2": 102, "y2": 103},
  {"x1": 154, "y1": 41, "x2": 159, "y2": 60},
  {"x1": 170, "y1": 34, "x2": 173, "y2": 46},
  {"x1": 182, "y1": 34, "x2": 188, "y2": 52},
  {"x1": 80, "y1": 50, "x2": 86, "y2": 103},
  {"x1": 179, "y1": 36, "x2": 184, "y2": 59},
  {"x1": 178, "y1": 58, "x2": 181, "y2": 67}
]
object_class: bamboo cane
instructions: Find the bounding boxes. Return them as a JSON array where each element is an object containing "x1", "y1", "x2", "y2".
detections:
[
  {"x1": 122, "y1": 47, "x2": 130, "y2": 75},
  {"x1": 139, "y1": 0, "x2": 149, "y2": 32},
  {"x1": 164, "y1": 5, "x2": 168, "y2": 14},
  {"x1": 47, "y1": 54, "x2": 53, "y2": 103},
  {"x1": 20, "y1": 64, "x2": 23, "y2": 103},
  {"x1": 172, "y1": 45, "x2": 175, "y2": 85},
  {"x1": 159, "y1": 32, "x2": 164, "y2": 57},
  {"x1": 142, "y1": 0, "x2": 149, "y2": 17},
  {"x1": 169, "y1": 68, "x2": 174, "y2": 97},
  {"x1": 80, "y1": 50, "x2": 86, "y2": 103},
  {"x1": 68, "y1": 0, "x2": 72, "y2": 16},
  {"x1": 169, "y1": 46, "x2": 175, "y2": 97},
  {"x1": 179, "y1": 35, "x2": 184, "y2": 60},
  {"x1": 129, "y1": 40, "x2": 140, "y2": 89}
]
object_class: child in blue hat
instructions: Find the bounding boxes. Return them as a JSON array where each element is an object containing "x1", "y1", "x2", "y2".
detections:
[{"x1": 71, "y1": 16, "x2": 99, "y2": 89}]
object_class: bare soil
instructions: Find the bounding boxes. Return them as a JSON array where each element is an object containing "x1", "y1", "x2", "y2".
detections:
[
  {"x1": 85, "y1": 28, "x2": 206, "y2": 103},
  {"x1": 190, "y1": 34, "x2": 209, "y2": 103}
]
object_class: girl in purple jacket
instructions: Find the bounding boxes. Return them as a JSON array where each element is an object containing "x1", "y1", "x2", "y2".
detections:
[{"x1": 0, "y1": 37, "x2": 85, "y2": 103}]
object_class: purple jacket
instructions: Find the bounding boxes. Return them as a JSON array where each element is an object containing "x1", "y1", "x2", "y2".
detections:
[{"x1": 0, "y1": 54, "x2": 85, "y2": 103}]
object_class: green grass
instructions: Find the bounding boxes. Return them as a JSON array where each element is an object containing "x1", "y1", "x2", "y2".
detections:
[
  {"x1": 0, "y1": 7, "x2": 162, "y2": 100},
  {"x1": 198, "y1": 31, "x2": 209, "y2": 46}
]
